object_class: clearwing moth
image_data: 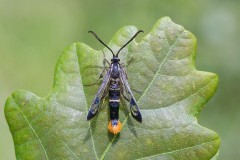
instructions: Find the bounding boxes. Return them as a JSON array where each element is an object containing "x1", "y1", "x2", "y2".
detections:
[{"x1": 87, "y1": 30, "x2": 143, "y2": 134}]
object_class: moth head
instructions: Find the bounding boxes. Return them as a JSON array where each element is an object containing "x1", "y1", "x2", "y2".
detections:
[{"x1": 111, "y1": 56, "x2": 120, "y2": 62}]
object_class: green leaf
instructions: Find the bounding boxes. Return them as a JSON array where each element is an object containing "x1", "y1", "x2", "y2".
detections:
[{"x1": 5, "y1": 17, "x2": 220, "y2": 160}]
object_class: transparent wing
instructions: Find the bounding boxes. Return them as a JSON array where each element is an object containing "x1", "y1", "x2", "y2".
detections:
[
  {"x1": 119, "y1": 66, "x2": 142, "y2": 123},
  {"x1": 87, "y1": 69, "x2": 111, "y2": 120}
]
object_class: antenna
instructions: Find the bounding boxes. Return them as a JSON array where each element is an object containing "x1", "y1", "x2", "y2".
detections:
[
  {"x1": 88, "y1": 31, "x2": 115, "y2": 56},
  {"x1": 116, "y1": 30, "x2": 144, "y2": 57}
]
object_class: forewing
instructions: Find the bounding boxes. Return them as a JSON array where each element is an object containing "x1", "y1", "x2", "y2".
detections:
[
  {"x1": 120, "y1": 66, "x2": 142, "y2": 123},
  {"x1": 87, "y1": 69, "x2": 111, "y2": 120}
]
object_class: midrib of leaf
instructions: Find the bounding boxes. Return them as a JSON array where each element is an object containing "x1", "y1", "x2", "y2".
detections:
[
  {"x1": 13, "y1": 97, "x2": 49, "y2": 160},
  {"x1": 136, "y1": 139, "x2": 219, "y2": 160},
  {"x1": 100, "y1": 29, "x2": 185, "y2": 159}
]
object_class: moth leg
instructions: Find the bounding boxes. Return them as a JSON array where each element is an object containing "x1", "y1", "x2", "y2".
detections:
[
  {"x1": 102, "y1": 50, "x2": 111, "y2": 67},
  {"x1": 120, "y1": 57, "x2": 134, "y2": 67},
  {"x1": 97, "y1": 50, "x2": 112, "y2": 79},
  {"x1": 99, "y1": 93, "x2": 108, "y2": 110},
  {"x1": 126, "y1": 57, "x2": 134, "y2": 65},
  {"x1": 101, "y1": 90, "x2": 108, "y2": 101},
  {"x1": 120, "y1": 96, "x2": 130, "y2": 118},
  {"x1": 131, "y1": 88, "x2": 142, "y2": 94},
  {"x1": 98, "y1": 64, "x2": 108, "y2": 79},
  {"x1": 83, "y1": 76, "x2": 103, "y2": 86},
  {"x1": 84, "y1": 59, "x2": 109, "y2": 86},
  {"x1": 98, "y1": 84, "x2": 109, "y2": 109},
  {"x1": 122, "y1": 93, "x2": 130, "y2": 102}
]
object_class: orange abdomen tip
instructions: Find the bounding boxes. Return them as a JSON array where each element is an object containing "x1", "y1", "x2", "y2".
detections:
[{"x1": 108, "y1": 120, "x2": 122, "y2": 134}]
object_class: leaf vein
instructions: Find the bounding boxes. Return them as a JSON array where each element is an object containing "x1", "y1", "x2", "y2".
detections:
[
  {"x1": 137, "y1": 30, "x2": 185, "y2": 103},
  {"x1": 136, "y1": 139, "x2": 219, "y2": 160},
  {"x1": 141, "y1": 74, "x2": 217, "y2": 112},
  {"x1": 61, "y1": 140, "x2": 79, "y2": 159},
  {"x1": 12, "y1": 97, "x2": 49, "y2": 160}
]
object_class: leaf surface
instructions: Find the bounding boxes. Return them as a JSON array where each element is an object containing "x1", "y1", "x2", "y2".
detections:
[{"x1": 5, "y1": 17, "x2": 220, "y2": 160}]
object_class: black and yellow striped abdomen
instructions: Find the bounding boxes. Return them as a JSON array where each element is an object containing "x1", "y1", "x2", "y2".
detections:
[{"x1": 109, "y1": 77, "x2": 120, "y2": 120}]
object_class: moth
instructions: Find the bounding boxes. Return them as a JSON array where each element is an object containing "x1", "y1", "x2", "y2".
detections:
[{"x1": 87, "y1": 30, "x2": 143, "y2": 134}]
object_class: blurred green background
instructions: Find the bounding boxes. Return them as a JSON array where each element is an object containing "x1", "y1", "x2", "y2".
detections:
[{"x1": 0, "y1": 0, "x2": 239, "y2": 159}]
